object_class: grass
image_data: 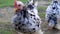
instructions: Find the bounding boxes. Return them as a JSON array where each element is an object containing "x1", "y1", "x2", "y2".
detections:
[
  {"x1": 38, "y1": 6, "x2": 47, "y2": 18},
  {"x1": 0, "y1": 0, "x2": 27, "y2": 7},
  {"x1": 0, "y1": 22, "x2": 15, "y2": 34},
  {"x1": 0, "y1": 28, "x2": 14, "y2": 34},
  {"x1": 0, "y1": 0, "x2": 52, "y2": 8},
  {"x1": 0, "y1": 0, "x2": 13, "y2": 7}
]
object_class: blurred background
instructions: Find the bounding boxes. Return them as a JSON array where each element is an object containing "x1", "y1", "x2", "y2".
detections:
[{"x1": 0, "y1": 0, "x2": 60, "y2": 34}]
